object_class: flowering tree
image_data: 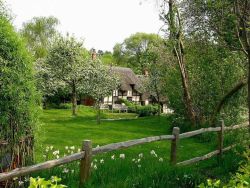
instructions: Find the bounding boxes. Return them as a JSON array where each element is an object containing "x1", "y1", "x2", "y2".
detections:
[
  {"x1": 45, "y1": 35, "x2": 89, "y2": 115},
  {"x1": 83, "y1": 61, "x2": 120, "y2": 124}
]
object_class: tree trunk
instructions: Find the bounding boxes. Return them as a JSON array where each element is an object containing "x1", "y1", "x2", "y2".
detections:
[
  {"x1": 248, "y1": 50, "x2": 250, "y2": 133},
  {"x1": 96, "y1": 101, "x2": 101, "y2": 125},
  {"x1": 168, "y1": 0, "x2": 196, "y2": 126},
  {"x1": 72, "y1": 81, "x2": 77, "y2": 116}
]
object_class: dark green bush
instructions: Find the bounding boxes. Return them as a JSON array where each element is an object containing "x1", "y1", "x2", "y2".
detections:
[
  {"x1": 0, "y1": 12, "x2": 39, "y2": 166},
  {"x1": 136, "y1": 105, "x2": 158, "y2": 117}
]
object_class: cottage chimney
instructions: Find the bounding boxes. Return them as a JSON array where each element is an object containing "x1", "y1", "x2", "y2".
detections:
[{"x1": 91, "y1": 49, "x2": 97, "y2": 60}]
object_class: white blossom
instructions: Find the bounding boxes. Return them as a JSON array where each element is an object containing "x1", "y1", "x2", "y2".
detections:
[
  {"x1": 138, "y1": 153, "x2": 143, "y2": 158},
  {"x1": 111, "y1": 155, "x2": 115, "y2": 160},
  {"x1": 62, "y1": 168, "x2": 69, "y2": 173},
  {"x1": 119, "y1": 154, "x2": 125, "y2": 159},
  {"x1": 18, "y1": 181, "x2": 24, "y2": 186},
  {"x1": 100, "y1": 159, "x2": 104, "y2": 164},
  {"x1": 159, "y1": 158, "x2": 163, "y2": 162}
]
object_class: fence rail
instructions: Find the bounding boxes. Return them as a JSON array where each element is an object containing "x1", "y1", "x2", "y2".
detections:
[{"x1": 0, "y1": 121, "x2": 248, "y2": 184}]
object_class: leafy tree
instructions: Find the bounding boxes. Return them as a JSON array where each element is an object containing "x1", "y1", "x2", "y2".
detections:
[
  {"x1": 160, "y1": 0, "x2": 197, "y2": 125},
  {"x1": 0, "y1": 6, "x2": 39, "y2": 169},
  {"x1": 20, "y1": 16, "x2": 59, "y2": 59},
  {"x1": 83, "y1": 60, "x2": 120, "y2": 124},
  {"x1": 139, "y1": 44, "x2": 169, "y2": 116},
  {"x1": 184, "y1": 0, "x2": 250, "y2": 128},
  {"x1": 45, "y1": 35, "x2": 89, "y2": 116},
  {"x1": 113, "y1": 32, "x2": 163, "y2": 74}
]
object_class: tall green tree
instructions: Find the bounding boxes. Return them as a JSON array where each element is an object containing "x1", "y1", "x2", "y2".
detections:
[
  {"x1": 113, "y1": 32, "x2": 163, "y2": 74},
  {"x1": 184, "y1": 0, "x2": 250, "y2": 128},
  {"x1": 160, "y1": 0, "x2": 197, "y2": 125},
  {"x1": 20, "y1": 16, "x2": 59, "y2": 59}
]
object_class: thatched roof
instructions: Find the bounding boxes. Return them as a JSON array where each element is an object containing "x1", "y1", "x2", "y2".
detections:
[{"x1": 111, "y1": 66, "x2": 140, "y2": 91}]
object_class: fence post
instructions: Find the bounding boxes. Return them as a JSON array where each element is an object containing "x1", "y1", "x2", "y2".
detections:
[
  {"x1": 218, "y1": 120, "x2": 224, "y2": 159},
  {"x1": 79, "y1": 140, "x2": 92, "y2": 187},
  {"x1": 170, "y1": 127, "x2": 180, "y2": 165}
]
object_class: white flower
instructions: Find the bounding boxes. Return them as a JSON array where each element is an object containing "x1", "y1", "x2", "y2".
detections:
[
  {"x1": 132, "y1": 158, "x2": 136, "y2": 162},
  {"x1": 18, "y1": 181, "x2": 24, "y2": 186},
  {"x1": 150, "y1": 150, "x2": 156, "y2": 155},
  {"x1": 91, "y1": 162, "x2": 93, "y2": 167},
  {"x1": 43, "y1": 155, "x2": 46, "y2": 158},
  {"x1": 70, "y1": 146, "x2": 75, "y2": 150},
  {"x1": 50, "y1": 146, "x2": 53, "y2": 150},
  {"x1": 138, "y1": 153, "x2": 143, "y2": 158},
  {"x1": 96, "y1": 145, "x2": 100, "y2": 148},
  {"x1": 111, "y1": 155, "x2": 115, "y2": 160},
  {"x1": 53, "y1": 150, "x2": 59, "y2": 156},
  {"x1": 62, "y1": 168, "x2": 69, "y2": 173},
  {"x1": 78, "y1": 148, "x2": 81, "y2": 152},
  {"x1": 100, "y1": 159, "x2": 104, "y2": 164},
  {"x1": 93, "y1": 164, "x2": 97, "y2": 169},
  {"x1": 137, "y1": 159, "x2": 141, "y2": 162},
  {"x1": 119, "y1": 154, "x2": 125, "y2": 159},
  {"x1": 94, "y1": 159, "x2": 97, "y2": 162},
  {"x1": 71, "y1": 170, "x2": 74, "y2": 173},
  {"x1": 159, "y1": 158, "x2": 163, "y2": 162},
  {"x1": 150, "y1": 150, "x2": 158, "y2": 157},
  {"x1": 65, "y1": 146, "x2": 68, "y2": 150},
  {"x1": 13, "y1": 177, "x2": 18, "y2": 181},
  {"x1": 71, "y1": 151, "x2": 74, "y2": 154},
  {"x1": 138, "y1": 165, "x2": 141, "y2": 168},
  {"x1": 56, "y1": 155, "x2": 59, "y2": 159}
]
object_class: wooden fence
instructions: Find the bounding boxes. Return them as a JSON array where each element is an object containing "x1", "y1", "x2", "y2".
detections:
[{"x1": 0, "y1": 121, "x2": 248, "y2": 186}]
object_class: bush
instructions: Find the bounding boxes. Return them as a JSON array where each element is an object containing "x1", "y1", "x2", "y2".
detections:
[
  {"x1": 0, "y1": 12, "x2": 39, "y2": 167},
  {"x1": 118, "y1": 99, "x2": 158, "y2": 117},
  {"x1": 198, "y1": 146, "x2": 250, "y2": 188},
  {"x1": 136, "y1": 105, "x2": 158, "y2": 117}
]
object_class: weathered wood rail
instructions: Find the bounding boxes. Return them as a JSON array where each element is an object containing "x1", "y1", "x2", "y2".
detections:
[{"x1": 0, "y1": 121, "x2": 248, "y2": 185}]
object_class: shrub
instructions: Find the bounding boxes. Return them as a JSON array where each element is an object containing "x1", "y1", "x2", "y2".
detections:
[
  {"x1": 198, "y1": 147, "x2": 250, "y2": 188},
  {"x1": 118, "y1": 99, "x2": 158, "y2": 117},
  {"x1": 136, "y1": 105, "x2": 158, "y2": 117},
  {"x1": 0, "y1": 12, "x2": 39, "y2": 168}
]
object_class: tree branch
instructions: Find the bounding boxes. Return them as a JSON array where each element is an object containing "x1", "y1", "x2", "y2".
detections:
[{"x1": 210, "y1": 78, "x2": 247, "y2": 126}]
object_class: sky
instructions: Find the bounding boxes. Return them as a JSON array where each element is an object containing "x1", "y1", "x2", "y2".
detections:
[{"x1": 6, "y1": 0, "x2": 163, "y2": 52}]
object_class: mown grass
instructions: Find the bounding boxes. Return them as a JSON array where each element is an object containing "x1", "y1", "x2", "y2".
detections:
[{"x1": 33, "y1": 106, "x2": 245, "y2": 188}]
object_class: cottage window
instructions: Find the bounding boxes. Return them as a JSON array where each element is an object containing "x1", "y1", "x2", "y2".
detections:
[{"x1": 127, "y1": 90, "x2": 132, "y2": 96}]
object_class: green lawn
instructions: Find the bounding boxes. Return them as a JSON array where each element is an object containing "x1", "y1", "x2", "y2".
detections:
[
  {"x1": 34, "y1": 106, "x2": 243, "y2": 187},
  {"x1": 36, "y1": 106, "x2": 214, "y2": 162}
]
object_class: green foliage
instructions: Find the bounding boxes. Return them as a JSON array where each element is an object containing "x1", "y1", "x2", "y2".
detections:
[
  {"x1": 198, "y1": 148, "x2": 250, "y2": 188},
  {"x1": 136, "y1": 105, "x2": 158, "y2": 117},
  {"x1": 20, "y1": 16, "x2": 60, "y2": 59},
  {"x1": 29, "y1": 176, "x2": 67, "y2": 188},
  {"x1": 113, "y1": 32, "x2": 163, "y2": 74},
  {"x1": 0, "y1": 14, "x2": 38, "y2": 147},
  {"x1": 118, "y1": 99, "x2": 159, "y2": 117}
]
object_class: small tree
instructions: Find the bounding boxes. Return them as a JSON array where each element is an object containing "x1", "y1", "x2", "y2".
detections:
[
  {"x1": 83, "y1": 61, "x2": 120, "y2": 124},
  {"x1": 45, "y1": 35, "x2": 89, "y2": 115}
]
